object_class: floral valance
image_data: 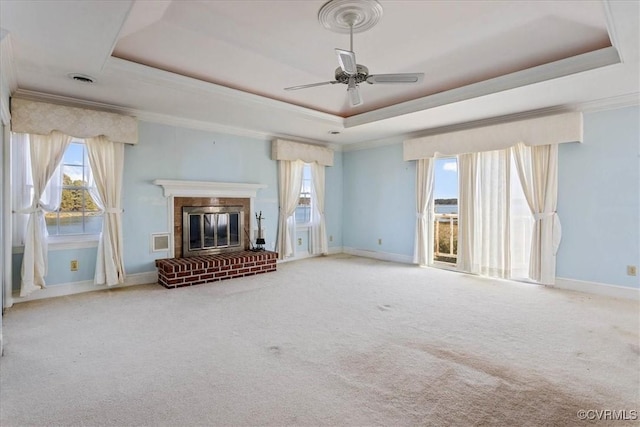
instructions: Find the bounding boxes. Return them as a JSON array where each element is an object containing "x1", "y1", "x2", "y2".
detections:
[
  {"x1": 403, "y1": 112, "x2": 583, "y2": 160},
  {"x1": 272, "y1": 139, "x2": 334, "y2": 166},
  {"x1": 10, "y1": 98, "x2": 138, "y2": 144}
]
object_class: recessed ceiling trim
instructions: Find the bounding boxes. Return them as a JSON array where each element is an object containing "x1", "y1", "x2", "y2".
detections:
[
  {"x1": 601, "y1": 0, "x2": 622, "y2": 61},
  {"x1": 101, "y1": 0, "x2": 136, "y2": 72},
  {"x1": 108, "y1": 57, "x2": 345, "y2": 127},
  {"x1": 344, "y1": 46, "x2": 622, "y2": 129}
]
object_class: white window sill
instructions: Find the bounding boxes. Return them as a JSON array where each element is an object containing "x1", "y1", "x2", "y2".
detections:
[
  {"x1": 12, "y1": 234, "x2": 100, "y2": 254},
  {"x1": 296, "y1": 224, "x2": 311, "y2": 231}
]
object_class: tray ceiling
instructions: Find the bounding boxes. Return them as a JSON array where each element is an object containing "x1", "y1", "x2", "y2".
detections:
[{"x1": 1, "y1": 0, "x2": 638, "y2": 146}]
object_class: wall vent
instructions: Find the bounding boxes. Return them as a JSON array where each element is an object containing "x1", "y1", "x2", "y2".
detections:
[{"x1": 151, "y1": 233, "x2": 170, "y2": 252}]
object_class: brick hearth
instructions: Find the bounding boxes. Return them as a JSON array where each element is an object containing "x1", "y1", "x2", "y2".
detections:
[{"x1": 155, "y1": 251, "x2": 278, "y2": 289}]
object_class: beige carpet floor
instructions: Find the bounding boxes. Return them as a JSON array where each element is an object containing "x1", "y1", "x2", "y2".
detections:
[{"x1": 1, "y1": 254, "x2": 638, "y2": 426}]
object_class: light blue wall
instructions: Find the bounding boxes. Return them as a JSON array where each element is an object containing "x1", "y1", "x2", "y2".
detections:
[
  {"x1": 342, "y1": 141, "x2": 416, "y2": 258},
  {"x1": 10, "y1": 107, "x2": 637, "y2": 291},
  {"x1": 341, "y1": 107, "x2": 638, "y2": 288},
  {"x1": 557, "y1": 106, "x2": 639, "y2": 288},
  {"x1": 326, "y1": 149, "x2": 343, "y2": 248},
  {"x1": 121, "y1": 122, "x2": 281, "y2": 274},
  {"x1": 12, "y1": 121, "x2": 343, "y2": 289}
]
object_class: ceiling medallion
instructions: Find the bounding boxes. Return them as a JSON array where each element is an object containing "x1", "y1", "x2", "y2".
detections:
[{"x1": 318, "y1": 0, "x2": 383, "y2": 34}]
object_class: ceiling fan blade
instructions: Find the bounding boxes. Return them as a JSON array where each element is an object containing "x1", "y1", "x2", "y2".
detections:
[
  {"x1": 347, "y1": 76, "x2": 362, "y2": 107},
  {"x1": 335, "y1": 48, "x2": 357, "y2": 75},
  {"x1": 366, "y1": 73, "x2": 425, "y2": 84},
  {"x1": 284, "y1": 81, "x2": 338, "y2": 91}
]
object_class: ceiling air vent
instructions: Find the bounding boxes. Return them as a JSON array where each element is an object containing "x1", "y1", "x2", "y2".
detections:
[{"x1": 68, "y1": 73, "x2": 96, "y2": 84}]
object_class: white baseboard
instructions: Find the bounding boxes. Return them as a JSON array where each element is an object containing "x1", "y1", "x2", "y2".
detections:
[
  {"x1": 342, "y1": 247, "x2": 414, "y2": 264},
  {"x1": 278, "y1": 246, "x2": 344, "y2": 263},
  {"x1": 12, "y1": 271, "x2": 158, "y2": 303},
  {"x1": 552, "y1": 277, "x2": 639, "y2": 301},
  {"x1": 328, "y1": 246, "x2": 343, "y2": 255}
]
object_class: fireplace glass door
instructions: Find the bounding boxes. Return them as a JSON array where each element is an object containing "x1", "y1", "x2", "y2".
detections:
[{"x1": 183, "y1": 206, "x2": 244, "y2": 256}]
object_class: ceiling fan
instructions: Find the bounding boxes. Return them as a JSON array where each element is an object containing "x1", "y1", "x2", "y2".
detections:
[{"x1": 284, "y1": 0, "x2": 424, "y2": 107}]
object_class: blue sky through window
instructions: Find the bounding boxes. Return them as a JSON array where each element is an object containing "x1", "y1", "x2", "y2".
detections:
[
  {"x1": 63, "y1": 141, "x2": 86, "y2": 182},
  {"x1": 434, "y1": 158, "x2": 458, "y2": 200}
]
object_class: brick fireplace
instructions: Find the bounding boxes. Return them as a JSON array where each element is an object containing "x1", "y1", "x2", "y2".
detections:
[{"x1": 153, "y1": 180, "x2": 277, "y2": 288}]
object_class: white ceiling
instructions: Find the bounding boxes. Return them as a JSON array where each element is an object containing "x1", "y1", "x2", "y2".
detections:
[{"x1": 1, "y1": 0, "x2": 638, "y2": 147}]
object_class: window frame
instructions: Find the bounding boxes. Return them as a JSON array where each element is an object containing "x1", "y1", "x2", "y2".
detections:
[
  {"x1": 295, "y1": 163, "x2": 313, "y2": 228},
  {"x1": 45, "y1": 138, "x2": 104, "y2": 246}
]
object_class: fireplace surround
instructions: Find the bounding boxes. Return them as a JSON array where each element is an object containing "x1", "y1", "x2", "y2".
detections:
[
  {"x1": 153, "y1": 180, "x2": 267, "y2": 257},
  {"x1": 153, "y1": 180, "x2": 276, "y2": 288}
]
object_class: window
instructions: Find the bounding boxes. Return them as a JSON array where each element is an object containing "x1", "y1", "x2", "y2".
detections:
[
  {"x1": 45, "y1": 140, "x2": 103, "y2": 236},
  {"x1": 295, "y1": 163, "x2": 312, "y2": 224}
]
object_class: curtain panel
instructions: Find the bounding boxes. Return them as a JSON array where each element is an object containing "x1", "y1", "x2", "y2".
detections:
[
  {"x1": 512, "y1": 143, "x2": 560, "y2": 284},
  {"x1": 86, "y1": 136, "x2": 126, "y2": 286},
  {"x1": 310, "y1": 162, "x2": 328, "y2": 255},
  {"x1": 456, "y1": 153, "x2": 476, "y2": 274},
  {"x1": 471, "y1": 150, "x2": 511, "y2": 278},
  {"x1": 414, "y1": 158, "x2": 434, "y2": 265},
  {"x1": 18, "y1": 131, "x2": 71, "y2": 297},
  {"x1": 276, "y1": 160, "x2": 305, "y2": 259}
]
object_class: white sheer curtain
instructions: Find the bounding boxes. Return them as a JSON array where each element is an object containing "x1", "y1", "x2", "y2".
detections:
[
  {"x1": 11, "y1": 133, "x2": 32, "y2": 246},
  {"x1": 512, "y1": 143, "x2": 560, "y2": 284},
  {"x1": 276, "y1": 159, "x2": 304, "y2": 260},
  {"x1": 457, "y1": 149, "x2": 531, "y2": 280},
  {"x1": 19, "y1": 131, "x2": 71, "y2": 296},
  {"x1": 414, "y1": 158, "x2": 434, "y2": 265},
  {"x1": 457, "y1": 153, "x2": 476, "y2": 273},
  {"x1": 310, "y1": 162, "x2": 328, "y2": 255},
  {"x1": 473, "y1": 150, "x2": 510, "y2": 278},
  {"x1": 86, "y1": 136, "x2": 126, "y2": 286}
]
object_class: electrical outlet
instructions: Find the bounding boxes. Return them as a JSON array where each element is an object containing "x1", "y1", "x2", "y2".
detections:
[
  {"x1": 378, "y1": 238, "x2": 382, "y2": 245},
  {"x1": 297, "y1": 238, "x2": 302, "y2": 246},
  {"x1": 627, "y1": 265, "x2": 637, "y2": 276},
  {"x1": 70, "y1": 260, "x2": 79, "y2": 271}
]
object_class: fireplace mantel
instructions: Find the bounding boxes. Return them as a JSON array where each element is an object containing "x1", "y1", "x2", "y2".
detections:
[{"x1": 153, "y1": 180, "x2": 266, "y2": 198}]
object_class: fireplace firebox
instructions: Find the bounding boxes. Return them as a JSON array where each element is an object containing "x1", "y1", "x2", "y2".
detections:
[{"x1": 182, "y1": 206, "x2": 244, "y2": 257}]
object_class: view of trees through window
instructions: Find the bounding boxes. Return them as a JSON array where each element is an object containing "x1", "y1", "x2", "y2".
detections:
[{"x1": 45, "y1": 141, "x2": 103, "y2": 235}]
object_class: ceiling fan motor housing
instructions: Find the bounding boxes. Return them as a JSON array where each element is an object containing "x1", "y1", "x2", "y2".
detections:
[{"x1": 335, "y1": 65, "x2": 369, "y2": 84}]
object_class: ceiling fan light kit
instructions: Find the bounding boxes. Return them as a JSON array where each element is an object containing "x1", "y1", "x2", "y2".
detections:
[{"x1": 284, "y1": 0, "x2": 424, "y2": 108}]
